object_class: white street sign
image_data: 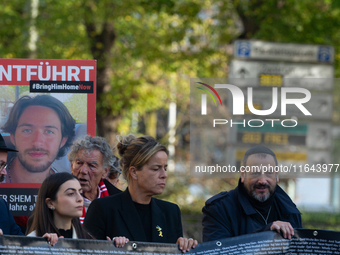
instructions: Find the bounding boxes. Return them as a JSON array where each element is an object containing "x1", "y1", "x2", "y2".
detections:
[
  {"x1": 234, "y1": 40, "x2": 334, "y2": 63},
  {"x1": 228, "y1": 59, "x2": 334, "y2": 90}
]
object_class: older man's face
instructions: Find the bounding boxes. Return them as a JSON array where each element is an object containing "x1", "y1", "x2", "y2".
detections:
[
  {"x1": 70, "y1": 149, "x2": 109, "y2": 200},
  {"x1": 241, "y1": 154, "x2": 278, "y2": 202},
  {"x1": 0, "y1": 150, "x2": 8, "y2": 182}
]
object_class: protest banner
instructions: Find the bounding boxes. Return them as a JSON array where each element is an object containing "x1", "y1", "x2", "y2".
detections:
[
  {"x1": 0, "y1": 229, "x2": 339, "y2": 255},
  {"x1": 0, "y1": 58, "x2": 96, "y2": 216}
]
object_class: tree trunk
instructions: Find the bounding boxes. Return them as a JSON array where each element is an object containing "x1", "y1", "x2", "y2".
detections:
[
  {"x1": 83, "y1": 1, "x2": 117, "y2": 142},
  {"x1": 96, "y1": 114, "x2": 122, "y2": 145},
  {"x1": 233, "y1": 0, "x2": 265, "y2": 39},
  {"x1": 28, "y1": 0, "x2": 39, "y2": 58}
]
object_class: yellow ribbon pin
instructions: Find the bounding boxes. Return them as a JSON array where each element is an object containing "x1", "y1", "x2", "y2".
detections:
[{"x1": 156, "y1": 225, "x2": 163, "y2": 237}]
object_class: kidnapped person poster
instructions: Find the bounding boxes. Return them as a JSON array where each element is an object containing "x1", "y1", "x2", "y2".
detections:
[{"x1": 0, "y1": 58, "x2": 96, "y2": 216}]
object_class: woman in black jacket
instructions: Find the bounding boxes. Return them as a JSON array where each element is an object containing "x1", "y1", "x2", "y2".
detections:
[{"x1": 84, "y1": 135, "x2": 197, "y2": 253}]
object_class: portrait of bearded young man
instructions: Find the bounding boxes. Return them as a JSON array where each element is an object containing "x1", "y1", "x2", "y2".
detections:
[{"x1": 1, "y1": 95, "x2": 75, "y2": 184}]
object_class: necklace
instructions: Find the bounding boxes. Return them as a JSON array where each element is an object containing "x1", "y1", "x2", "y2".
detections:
[{"x1": 254, "y1": 206, "x2": 272, "y2": 225}]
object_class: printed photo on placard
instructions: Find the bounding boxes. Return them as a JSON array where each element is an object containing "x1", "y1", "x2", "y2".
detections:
[{"x1": 0, "y1": 58, "x2": 96, "y2": 216}]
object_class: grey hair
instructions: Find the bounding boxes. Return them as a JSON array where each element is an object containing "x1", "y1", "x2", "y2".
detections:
[
  {"x1": 108, "y1": 155, "x2": 122, "y2": 175},
  {"x1": 67, "y1": 135, "x2": 115, "y2": 168},
  {"x1": 242, "y1": 153, "x2": 278, "y2": 167}
]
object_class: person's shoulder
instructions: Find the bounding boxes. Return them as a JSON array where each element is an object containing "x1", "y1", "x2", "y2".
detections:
[
  {"x1": 275, "y1": 185, "x2": 301, "y2": 214},
  {"x1": 103, "y1": 179, "x2": 122, "y2": 196},
  {"x1": 152, "y1": 197, "x2": 179, "y2": 210},
  {"x1": 27, "y1": 230, "x2": 37, "y2": 237},
  {"x1": 0, "y1": 198, "x2": 8, "y2": 209},
  {"x1": 0, "y1": 197, "x2": 6, "y2": 204},
  {"x1": 205, "y1": 190, "x2": 233, "y2": 206},
  {"x1": 92, "y1": 192, "x2": 123, "y2": 208},
  {"x1": 275, "y1": 185, "x2": 292, "y2": 199},
  {"x1": 99, "y1": 192, "x2": 123, "y2": 202}
]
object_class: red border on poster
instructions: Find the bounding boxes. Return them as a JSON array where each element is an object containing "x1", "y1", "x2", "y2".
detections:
[
  {"x1": 0, "y1": 59, "x2": 96, "y2": 216},
  {"x1": 0, "y1": 58, "x2": 96, "y2": 136}
]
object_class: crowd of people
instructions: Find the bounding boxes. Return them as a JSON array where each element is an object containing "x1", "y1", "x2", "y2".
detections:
[
  {"x1": 0, "y1": 132, "x2": 198, "y2": 252},
  {"x1": 0, "y1": 95, "x2": 302, "y2": 253}
]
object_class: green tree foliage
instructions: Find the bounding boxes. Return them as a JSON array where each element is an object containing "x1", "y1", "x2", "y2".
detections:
[
  {"x1": 63, "y1": 94, "x2": 87, "y2": 123},
  {"x1": 0, "y1": 0, "x2": 230, "y2": 142},
  {"x1": 0, "y1": 86, "x2": 16, "y2": 103},
  {"x1": 1, "y1": 0, "x2": 339, "y2": 136}
]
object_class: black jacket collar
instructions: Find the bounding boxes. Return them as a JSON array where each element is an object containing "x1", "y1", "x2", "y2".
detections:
[{"x1": 119, "y1": 189, "x2": 167, "y2": 242}]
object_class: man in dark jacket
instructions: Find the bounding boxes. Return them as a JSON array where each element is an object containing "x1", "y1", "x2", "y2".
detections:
[
  {"x1": 0, "y1": 134, "x2": 24, "y2": 235},
  {"x1": 202, "y1": 146, "x2": 301, "y2": 242}
]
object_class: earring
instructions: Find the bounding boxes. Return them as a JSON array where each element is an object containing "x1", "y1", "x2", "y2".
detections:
[{"x1": 50, "y1": 207, "x2": 55, "y2": 210}]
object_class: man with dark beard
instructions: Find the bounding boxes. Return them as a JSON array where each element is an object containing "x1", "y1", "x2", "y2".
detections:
[
  {"x1": 1, "y1": 95, "x2": 75, "y2": 183},
  {"x1": 202, "y1": 146, "x2": 302, "y2": 242}
]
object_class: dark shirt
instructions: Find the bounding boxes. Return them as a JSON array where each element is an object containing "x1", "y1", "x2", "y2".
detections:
[
  {"x1": 58, "y1": 228, "x2": 73, "y2": 238},
  {"x1": 133, "y1": 201, "x2": 152, "y2": 242}
]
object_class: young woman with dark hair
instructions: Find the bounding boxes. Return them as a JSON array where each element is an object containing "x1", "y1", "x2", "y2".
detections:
[{"x1": 27, "y1": 172, "x2": 92, "y2": 243}]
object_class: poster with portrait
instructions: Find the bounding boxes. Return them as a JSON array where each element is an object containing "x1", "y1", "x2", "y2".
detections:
[{"x1": 0, "y1": 58, "x2": 96, "y2": 216}]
